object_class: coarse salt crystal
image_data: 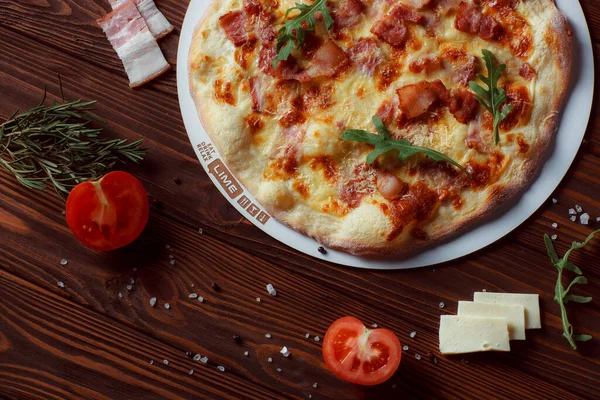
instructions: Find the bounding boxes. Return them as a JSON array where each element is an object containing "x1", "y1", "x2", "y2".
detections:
[
  {"x1": 280, "y1": 346, "x2": 291, "y2": 357},
  {"x1": 191, "y1": 284, "x2": 195, "y2": 288},
  {"x1": 314, "y1": 336, "x2": 320, "y2": 342},
  {"x1": 169, "y1": 260, "x2": 176, "y2": 266},
  {"x1": 199, "y1": 357, "x2": 208, "y2": 363},
  {"x1": 169, "y1": 254, "x2": 174, "y2": 259},
  {"x1": 150, "y1": 360, "x2": 154, "y2": 365},
  {"x1": 482, "y1": 289, "x2": 487, "y2": 292},
  {"x1": 415, "y1": 354, "x2": 421, "y2": 360},
  {"x1": 198, "y1": 228, "x2": 203, "y2": 234},
  {"x1": 268, "y1": 357, "x2": 273, "y2": 363},
  {"x1": 266, "y1": 284, "x2": 277, "y2": 296},
  {"x1": 150, "y1": 297, "x2": 157, "y2": 307},
  {"x1": 118, "y1": 292, "x2": 123, "y2": 298},
  {"x1": 198, "y1": 296, "x2": 204, "y2": 303},
  {"x1": 570, "y1": 216, "x2": 577, "y2": 222},
  {"x1": 165, "y1": 303, "x2": 171, "y2": 309},
  {"x1": 126, "y1": 285, "x2": 133, "y2": 291},
  {"x1": 57, "y1": 281, "x2": 65, "y2": 288},
  {"x1": 265, "y1": 333, "x2": 272, "y2": 339},
  {"x1": 580, "y1": 213, "x2": 590, "y2": 225},
  {"x1": 371, "y1": 324, "x2": 378, "y2": 328},
  {"x1": 189, "y1": 369, "x2": 194, "y2": 375},
  {"x1": 189, "y1": 293, "x2": 198, "y2": 299},
  {"x1": 551, "y1": 223, "x2": 558, "y2": 228},
  {"x1": 569, "y1": 208, "x2": 577, "y2": 215},
  {"x1": 256, "y1": 297, "x2": 261, "y2": 302},
  {"x1": 217, "y1": 366, "x2": 225, "y2": 372},
  {"x1": 313, "y1": 383, "x2": 318, "y2": 388},
  {"x1": 130, "y1": 279, "x2": 135, "y2": 284},
  {"x1": 439, "y1": 302, "x2": 445, "y2": 308},
  {"x1": 402, "y1": 345, "x2": 409, "y2": 351},
  {"x1": 305, "y1": 333, "x2": 310, "y2": 338},
  {"x1": 410, "y1": 331, "x2": 416, "y2": 338},
  {"x1": 193, "y1": 354, "x2": 202, "y2": 361},
  {"x1": 551, "y1": 234, "x2": 558, "y2": 240},
  {"x1": 552, "y1": 198, "x2": 558, "y2": 204},
  {"x1": 60, "y1": 259, "x2": 68, "y2": 266},
  {"x1": 276, "y1": 368, "x2": 282, "y2": 372},
  {"x1": 163, "y1": 359, "x2": 169, "y2": 365},
  {"x1": 244, "y1": 351, "x2": 249, "y2": 356},
  {"x1": 575, "y1": 205, "x2": 583, "y2": 213}
]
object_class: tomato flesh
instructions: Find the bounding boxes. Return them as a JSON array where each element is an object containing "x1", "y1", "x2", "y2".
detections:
[
  {"x1": 66, "y1": 171, "x2": 149, "y2": 251},
  {"x1": 323, "y1": 316, "x2": 401, "y2": 386}
]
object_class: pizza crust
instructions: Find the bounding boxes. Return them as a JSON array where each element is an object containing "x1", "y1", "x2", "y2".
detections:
[{"x1": 189, "y1": 0, "x2": 573, "y2": 257}]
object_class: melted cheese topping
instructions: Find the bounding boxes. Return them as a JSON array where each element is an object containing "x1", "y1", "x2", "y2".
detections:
[{"x1": 189, "y1": 0, "x2": 571, "y2": 254}]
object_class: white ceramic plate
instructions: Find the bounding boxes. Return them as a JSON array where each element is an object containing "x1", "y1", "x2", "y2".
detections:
[{"x1": 177, "y1": 0, "x2": 594, "y2": 270}]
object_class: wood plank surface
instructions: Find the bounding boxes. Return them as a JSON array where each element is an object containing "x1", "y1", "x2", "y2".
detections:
[{"x1": 0, "y1": 0, "x2": 599, "y2": 399}]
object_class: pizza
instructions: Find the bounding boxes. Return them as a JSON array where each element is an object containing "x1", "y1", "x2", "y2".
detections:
[{"x1": 188, "y1": 0, "x2": 571, "y2": 256}]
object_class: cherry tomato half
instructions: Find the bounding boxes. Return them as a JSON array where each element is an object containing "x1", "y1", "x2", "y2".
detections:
[
  {"x1": 322, "y1": 316, "x2": 402, "y2": 386},
  {"x1": 66, "y1": 171, "x2": 149, "y2": 251}
]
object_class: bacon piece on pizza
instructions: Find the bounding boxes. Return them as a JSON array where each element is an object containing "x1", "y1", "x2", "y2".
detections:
[
  {"x1": 220, "y1": 10, "x2": 248, "y2": 46},
  {"x1": 332, "y1": 0, "x2": 365, "y2": 30},
  {"x1": 449, "y1": 89, "x2": 479, "y2": 124},
  {"x1": 296, "y1": 40, "x2": 349, "y2": 82},
  {"x1": 97, "y1": 2, "x2": 170, "y2": 88},
  {"x1": 455, "y1": 1, "x2": 502, "y2": 40},
  {"x1": 370, "y1": 5, "x2": 424, "y2": 47},
  {"x1": 348, "y1": 38, "x2": 383, "y2": 75},
  {"x1": 397, "y1": 80, "x2": 448, "y2": 119},
  {"x1": 108, "y1": 0, "x2": 173, "y2": 39}
]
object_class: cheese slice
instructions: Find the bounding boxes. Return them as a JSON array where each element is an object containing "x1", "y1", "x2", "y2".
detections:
[
  {"x1": 474, "y1": 293, "x2": 541, "y2": 329},
  {"x1": 439, "y1": 315, "x2": 510, "y2": 354},
  {"x1": 458, "y1": 301, "x2": 526, "y2": 340}
]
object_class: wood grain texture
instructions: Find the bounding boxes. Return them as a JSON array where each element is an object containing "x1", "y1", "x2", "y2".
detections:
[{"x1": 0, "y1": 0, "x2": 599, "y2": 399}]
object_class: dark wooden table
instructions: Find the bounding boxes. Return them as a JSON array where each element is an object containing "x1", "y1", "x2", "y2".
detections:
[{"x1": 0, "y1": 1, "x2": 599, "y2": 399}]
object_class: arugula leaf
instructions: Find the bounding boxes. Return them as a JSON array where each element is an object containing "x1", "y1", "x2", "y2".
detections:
[
  {"x1": 469, "y1": 49, "x2": 514, "y2": 145},
  {"x1": 544, "y1": 230, "x2": 599, "y2": 349},
  {"x1": 341, "y1": 116, "x2": 470, "y2": 175},
  {"x1": 273, "y1": 0, "x2": 333, "y2": 69}
]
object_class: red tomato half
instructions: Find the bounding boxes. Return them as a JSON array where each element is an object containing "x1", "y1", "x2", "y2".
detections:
[
  {"x1": 66, "y1": 171, "x2": 149, "y2": 251},
  {"x1": 323, "y1": 316, "x2": 401, "y2": 386}
]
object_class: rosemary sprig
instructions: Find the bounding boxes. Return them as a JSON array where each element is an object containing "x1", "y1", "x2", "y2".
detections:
[
  {"x1": 0, "y1": 87, "x2": 147, "y2": 199},
  {"x1": 273, "y1": 0, "x2": 334, "y2": 69},
  {"x1": 341, "y1": 116, "x2": 470, "y2": 175},
  {"x1": 469, "y1": 49, "x2": 514, "y2": 145},
  {"x1": 544, "y1": 230, "x2": 598, "y2": 349}
]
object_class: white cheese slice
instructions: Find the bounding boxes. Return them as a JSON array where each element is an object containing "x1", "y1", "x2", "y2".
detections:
[
  {"x1": 474, "y1": 293, "x2": 541, "y2": 329},
  {"x1": 439, "y1": 315, "x2": 511, "y2": 355},
  {"x1": 458, "y1": 301, "x2": 526, "y2": 340}
]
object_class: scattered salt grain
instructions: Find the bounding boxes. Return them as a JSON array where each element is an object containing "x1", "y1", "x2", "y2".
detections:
[
  {"x1": 371, "y1": 324, "x2": 378, "y2": 328},
  {"x1": 199, "y1": 357, "x2": 208, "y2": 363},
  {"x1": 130, "y1": 279, "x2": 135, "y2": 284},
  {"x1": 193, "y1": 354, "x2": 202, "y2": 361},
  {"x1": 305, "y1": 333, "x2": 310, "y2": 338},
  {"x1": 580, "y1": 213, "x2": 590, "y2": 225},
  {"x1": 402, "y1": 345, "x2": 409, "y2": 351},
  {"x1": 126, "y1": 285, "x2": 133, "y2": 291},
  {"x1": 217, "y1": 366, "x2": 225, "y2": 372},
  {"x1": 575, "y1": 205, "x2": 583, "y2": 213},
  {"x1": 439, "y1": 302, "x2": 445, "y2": 309},
  {"x1": 244, "y1": 351, "x2": 249, "y2": 356},
  {"x1": 150, "y1": 297, "x2": 157, "y2": 307},
  {"x1": 169, "y1": 255, "x2": 174, "y2": 259},
  {"x1": 198, "y1": 296, "x2": 204, "y2": 303},
  {"x1": 189, "y1": 369, "x2": 194, "y2": 375},
  {"x1": 165, "y1": 303, "x2": 171, "y2": 309},
  {"x1": 57, "y1": 281, "x2": 65, "y2": 288},
  {"x1": 266, "y1": 284, "x2": 277, "y2": 296},
  {"x1": 415, "y1": 354, "x2": 421, "y2": 360},
  {"x1": 570, "y1": 216, "x2": 577, "y2": 222},
  {"x1": 569, "y1": 208, "x2": 577, "y2": 215},
  {"x1": 265, "y1": 333, "x2": 272, "y2": 339},
  {"x1": 313, "y1": 383, "x2": 318, "y2": 388},
  {"x1": 163, "y1": 359, "x2": 169, "y2": 365},
  {"x1": 551, "y1": 223, "x2": 558, "y2": 228},
  {"x1": 60, "y1": 259, "x2": 68, "y2": 266},
  {"x1": 256, "y1": 297, "x2": 261, "y2": 302},
  {"x1": 597, "y1": 217, "x2": 600, "y2": 222},
  {"x1": 482, "y1": 289, "x2": 487, "y2": 292},
  {"x1": 149, "y1": 360, "x2": 154, "y2": 365},
  {"x1": 61, "y1": 210, "x2": 66, "y2": 215},
  {"x1": 268, "y1": 357, "x2": 273, "y2": 363},
  {"x1": 410, "y1": 331, "x2": 416, "y2": 338},
  {"x1": 551, "y1": 234, "x2": 558, "y2": 240},
  {"x1": 189, "y1": 293, "x2": 199, "y2": 299},
  {"x1": 118, "y1": 292, "x2": 123, "y2": 298},
  {"x1": 276, "y1": 368, "x2": 282, "y2": 372},
  {"x1": 280, "y1": 346, "x2": 291, "y2": 357},
  {"x1": 169, "y1": 260, "x2": 176, "y2": 266},
  {"x1": 191, "y1": 284, "x2": 195, "y2": 288},
  {"x1": 314, "y1": 336, "x2": 320, "y2": 342},
  {"x1": 198, "y1": 228, "x2": 203, "y2": 234},
  {"x1": 552, "y1": 198, "x2": 558, "y2": 204}
]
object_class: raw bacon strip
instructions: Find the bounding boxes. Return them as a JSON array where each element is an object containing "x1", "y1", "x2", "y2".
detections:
[
  {"x1": 108, "y1": 0, "x2": 173, "y2": 39},
  {"x1": 455, "y1": 1, "x2": 501, "y2": 40},
  {"x1": 397, "y1": 80, "x2": 447, "y2": 119},
  {"x1": 220, "y1": 10, "x2": 248, "y2": 46},
  {"x1": 98, "y1": 2, "x2": 170, "y2": 88}
]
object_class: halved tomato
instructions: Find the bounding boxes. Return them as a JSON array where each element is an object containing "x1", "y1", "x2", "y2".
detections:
[
  {"x1": 66, "y1": 171, "x2": 149, "y2": 251},
  {"x1": 322, "y1": 316, "x2": 401, "y2": 386}
]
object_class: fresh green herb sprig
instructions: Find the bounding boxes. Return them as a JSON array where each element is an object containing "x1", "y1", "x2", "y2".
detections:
[
  {"x1": 273, "y1": 0, "x2": 333, "y2": 69},
  {"x1": 469, "y1": 49, "x2": 514, "y2": 145},
  {"x1": 0, "y1": 86, "x2": 147, "y2": 199},
  {"x1": 544, "y1": 230, "x2": 598, "y2": 349},
  {"x1": 341, "y1": 116, "x2": 470, "y2": 175}
]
